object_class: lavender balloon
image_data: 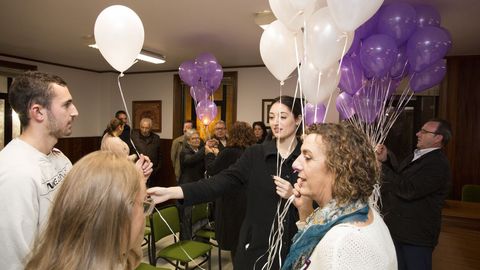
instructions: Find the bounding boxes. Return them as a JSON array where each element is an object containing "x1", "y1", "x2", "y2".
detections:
[
  {"x1": 304, "y1": 103, "x2": 326, "y2": 126},
  {"x1": 336, "y1": 92, "x2": 355, "y2": 120},
  {"x1": 179, "y1": 60, "x2": 200, "y2": 86},
  {"x1": 203, "y1": 63, "x2": 223, "y2": 91},
  {"x1": 195, "y1": 52, "x2": 218, "y2": 79},
  {"x1": 377, "y1": 3, "x2": 417, "y2": 46},
  {"x1": 339, "y1": 55, "x2": 363, "y2": 95},
  {"x1": 353, "y1": 86, "x2": 383, "y2": 123},
  {"x1": 356, "y1": 13, "x2": 379, "y2": 40},
  {"x1": 407, "y1": 26, "x2": 451, "y2": 72},
  {"x1": 415, "y1": 4, "x2": 441, "y2": 28},
  {"x1": 390, "y1": 45, "x2": 410, "y2": 78},
  {"x1": 196, "y1": 99, "x2": 218, "y2": 125},
  {"x1": 190, "y1": 85, "x2": 210, "y2": 102},
  {"x1": 410, "y1": 59, "x2": 446, "y2": 92},
  {"x1": 360, "y1": 34, "x2": 398, "y2": 77}
]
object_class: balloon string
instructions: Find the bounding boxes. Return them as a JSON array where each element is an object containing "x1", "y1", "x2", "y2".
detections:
[
  {"x1": 323, "y1": 91, "x2": 334, "y2": 123},
  {"x1": 117, "y1": 74, "x2": 140, "y2": 157}
]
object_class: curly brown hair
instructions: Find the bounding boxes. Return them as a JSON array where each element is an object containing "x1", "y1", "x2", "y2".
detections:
[
  {"x1": 306, "y1": 123, "x2": 379, "y2": 205},
  {"x1": 227, "y1": 121, "x2": 257, "y2": 148}
]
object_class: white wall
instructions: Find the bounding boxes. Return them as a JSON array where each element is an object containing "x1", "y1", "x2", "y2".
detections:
[{"x1": 1, "y1": 56, "x2": 339, "y2": 139}]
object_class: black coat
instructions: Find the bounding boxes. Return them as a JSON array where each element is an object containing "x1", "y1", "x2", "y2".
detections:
[
  {"x1": 179, "y1": 144, "x2": 205, "y2": 185},
  {"x1": 130, "y1": 130, "x2": 161, "y2": 172},
  {"x1": 205, "y1": 147, "x2": 246, "y2": 251},
  {"x1": 381, "y1": 149, "x2": 451, "y2": 247},
  {"x1": 181, "y1": 140, "x2": 301, "y2": 269}
]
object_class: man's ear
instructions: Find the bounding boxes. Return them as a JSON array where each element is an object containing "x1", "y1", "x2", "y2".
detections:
[{"x1": 30, "y1": 104, "x2": 45, "y2": 122}]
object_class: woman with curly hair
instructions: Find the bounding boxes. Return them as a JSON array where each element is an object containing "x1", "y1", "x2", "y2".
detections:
[
  {"x1": 204, "y1": 121, "x2": 257, "y2": 259},
  {"x1": 281, "y1": 123, "x2": 397, "y2": 270},
  {"x1": 252, "y1": 121, "x2": 268, "y2": 144}
]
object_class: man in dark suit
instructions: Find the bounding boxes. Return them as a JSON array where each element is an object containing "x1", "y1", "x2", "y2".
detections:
[{"x1": 376, "y1": 119, "x2": 452, "y2": 270}]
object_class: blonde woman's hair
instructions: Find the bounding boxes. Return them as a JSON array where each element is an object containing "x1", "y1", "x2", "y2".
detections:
[
  {"x1": 25, "y1": 151, "x2": 143, "y2": 270},
  {"x1": 306, "y1": 123, "x2": 379, "y2": 205}
]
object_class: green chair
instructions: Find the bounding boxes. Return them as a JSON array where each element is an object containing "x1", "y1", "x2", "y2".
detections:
[
  {"x1": 144, "y1": 216, "x2": 152, "y2": 262},
  {"x1": 461, "y1": 184, "x2": 480, "y2": 202},
  {"x1": 149, "y1": 205, "x2": 212, "y2": 269},
  {"x1": 135, "y1": 262, "x2": 170, "y2": 270},
  {"x1": 192, "y1": 203, "x2": 221, "y2": 270}
]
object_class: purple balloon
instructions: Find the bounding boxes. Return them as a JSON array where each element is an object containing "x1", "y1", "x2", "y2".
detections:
[
  {"x1": 195, "y1": 52, "x2": 218, "y2": 79},
  {"x1": 407, "y1": 26, "x2": 451, "y2": 72},
  {"x1": 356, "y1": 13, "x2": 379, "y2": 40},
  {"x1": 377, "y1": 3, "x2": 417, "y2": 46},
  {"x1": 415, "y1": 4, "x2": 441, "y2": 28},
  {"x1": 360, "y1": 34, "x2": 398, "y2": 77},
  {"x1": 203, "y1": 63, "x2": 224, "y2": 91},
  {"x1": 339, "y1": 56, "x2": 363, "y2": 95},
  {"x1": 190, "y1": 85, "x2": 210, "y2": 102},
  {"x1": 390, "y1": 45, "x2": 410, "y2": 78},
  {"x1": 346, "y1": 32, "x2": 361, "y2": 56},
  {"x1": 179, "y1": 60, "x2": 200, "y2": 86},
  {"x1": 410, "y1": 59, "x2": 446, "y2": 92},
  {"x1": 304, "y1": 103, "x2": 326, "y2": 126},
  {"x1": 196, "y1": 99, "x2": 218, "y2": 125},
  {"x1": 353, "y1": 86, "x2": 384, "y2": 123},
  {"x1": 336, "y1": 92, "x2": 355, "y2": 120},
  {"x1": 386, "y1": 78, "x2": 402, "y2": 97}
]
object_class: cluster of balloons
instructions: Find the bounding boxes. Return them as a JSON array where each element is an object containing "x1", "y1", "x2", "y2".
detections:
[
  {"x1": 260, "y1": 0, "x2": 384, "y2": 125},
  {"x1": 336, "y1": 3, "x2": 451, "y2": 122},
  {"x1": 178, "y1": 53, "x2": 224, "y2": 125},
  {"x1": 94, "y1": 5, "x2": 144, "y2": 73}
]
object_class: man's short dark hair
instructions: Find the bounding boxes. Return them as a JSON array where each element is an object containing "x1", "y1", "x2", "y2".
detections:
[
  {"x1": 115, "y1": 110, "x2": 127, "y2": 118},
  {"x1": 431, "y1": 118, "x2": 452, "y2": 146},
  {"x1": 9, "y1": 71, "x2": 67, "y2": 128}
]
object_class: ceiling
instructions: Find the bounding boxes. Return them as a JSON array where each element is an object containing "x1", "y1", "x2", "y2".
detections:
[{"x1": 0, "y1": 0, "x2": 479, "y2": 73}]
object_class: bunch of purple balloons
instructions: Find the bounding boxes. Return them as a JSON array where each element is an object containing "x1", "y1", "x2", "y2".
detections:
[
  {"x1": 336, "y1": 3, "x2": 451, "y2": 121},
  {"x1": 178, "y1": 52, "x2": 223, "y2": 125}
]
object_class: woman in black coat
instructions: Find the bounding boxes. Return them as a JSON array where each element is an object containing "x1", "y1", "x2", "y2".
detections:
[
  {"x1": 149, "y1": 96, "x2": 303, "y2": 269},
  {"x1": 204, "y1": 121, "x2": 257, "y2": 260}
]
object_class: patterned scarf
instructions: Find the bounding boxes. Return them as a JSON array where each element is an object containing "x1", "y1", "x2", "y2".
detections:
[{"x1": 282, "y1": 199, "x2": 369, "y2": 270}]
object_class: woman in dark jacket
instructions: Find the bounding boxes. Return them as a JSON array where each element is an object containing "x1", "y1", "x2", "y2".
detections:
[
  {"x1": 204, "y1": 121, "x2": 257, "y2": 260},
  {"x1": 149, "y1": 96, "x2": 303, "y2": 269},
  {"x1": 178, "y1": 129, "x2": 205, "y2": 240},
  {"x1": 252, "y1": 121, "x2": 268, "y2": 144}
]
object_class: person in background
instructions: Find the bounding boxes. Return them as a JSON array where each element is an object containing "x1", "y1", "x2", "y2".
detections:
[
  {"x1": 131, "y1": 117, "x2": 161, "y2": 187},
  {"x1": 212, "y1": 120, "x2": 227, "y2": 151},
  {"x1": 171, "y1": 120, "x2": 193, "y2": 181},
  {"x1": 115, "y1": 110, "x2": 135, "y2": 155},
  {"x1": 252, "y1": 121, "x2": 268, "y2": 144},
  {"x1": 281, "y1": 123, "x2": 397, "y2": 270},
  {"x1": 204, "y1": 121, "x2": 257, "y2": 260},
  {"x1": 148, "y1": 95, "x2": 303, "y2": 269},
  {"x1": 178, "y1": 129, "x2": 206, "y2": 240},
  {"x1": 376, "y1": 119, "x2": 452, "y2": 270},
  {"x1": 101, "y1": 118, "x2": 136, "y2": 161},
  {"x1": 24, "y1": 151, "x2": 155, "y2": 270},
  {"x1": 0, "y1": 71, "x2": 79, "y2": 270}
]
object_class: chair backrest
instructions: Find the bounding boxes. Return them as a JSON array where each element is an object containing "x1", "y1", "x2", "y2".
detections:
[
  {"x1": 462, "y1": 184, "x2": 480, "y2": 202},
  {"x1": 191, "y1": 203, "x2": 209, "y2": 224},
  {"x1": 150, "y1": 205, "x2": 180, "y2": 242}
]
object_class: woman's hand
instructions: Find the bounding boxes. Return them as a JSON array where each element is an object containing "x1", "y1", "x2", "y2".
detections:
[
  {"x1": 147, "y1": 186, "x2": 184, "y2": 204},
  {"x1": 293, "y1": 182, "x2": 314, "y2": 221},
  {"x1": 273, "y1": 176, "x2": 294, "y2": 199},
  {"x1": 135, "y1": 154, "x2": 153, "y2": 181}
]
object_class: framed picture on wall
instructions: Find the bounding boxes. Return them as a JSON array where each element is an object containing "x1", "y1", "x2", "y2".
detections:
[
  {"x1": 262, "y1": 99, "x2": 275, "y2": 127},
  {"x1": 132, "y1": 100, "x2": 162, "y2": 132}
]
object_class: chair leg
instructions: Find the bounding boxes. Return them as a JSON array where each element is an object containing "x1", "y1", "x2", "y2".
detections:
[
  {"x1": 208, "y1": 250, "x2": 211, "y2": 270},
  {"x1": 218, "y1": 247, "x2": 222, "y2": 270}
]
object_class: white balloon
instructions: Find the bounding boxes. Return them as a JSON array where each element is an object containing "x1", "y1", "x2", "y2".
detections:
[
  {"x1": 260, "y1": 20, "x2": 302, "y2": 82},
  {"x1": 327, "y1": 0, "x2": 384, "y2": 31},
  {"x1": 94, "y1": 5, "x2": 144, "y2": 72},
  {"x1": 306, "y1": 7, "x2": 353, "y2": 70},
  {"x1": 301, "y1": 60, "x2": 340, "y2": 104},
  {"x1": 269, "y1": 0, "x2": 317, "y2": 31}
]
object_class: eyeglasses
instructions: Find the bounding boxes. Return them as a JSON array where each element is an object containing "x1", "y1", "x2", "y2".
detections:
[
  {"x1": 143, "y1": 196, "x2": 155, "y2": 216},
  {"x1": 419, "y1": 128, "x2": 438, "y2": 135}
]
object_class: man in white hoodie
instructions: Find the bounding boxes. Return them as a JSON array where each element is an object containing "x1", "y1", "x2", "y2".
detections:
[{"x1": 0, "y1": 71, "x2": 79, "y2": 269}]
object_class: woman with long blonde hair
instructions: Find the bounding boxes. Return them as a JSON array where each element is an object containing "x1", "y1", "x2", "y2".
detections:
[{"x1": 24, "y1": 151, "x2": 154, "y2": 270}]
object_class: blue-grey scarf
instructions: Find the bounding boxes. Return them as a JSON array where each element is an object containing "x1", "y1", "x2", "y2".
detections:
[{"x1": 282, "y1": 200, "x2": 369, "y2": 270}]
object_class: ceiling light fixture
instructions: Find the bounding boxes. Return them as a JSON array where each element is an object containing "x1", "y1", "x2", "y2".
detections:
[
  {"x1": 254, "y1": 10, "x2": 276, "y2": 30},
  {"x1": 88, "y1": 44, "x2": 166, "y2": 64}
]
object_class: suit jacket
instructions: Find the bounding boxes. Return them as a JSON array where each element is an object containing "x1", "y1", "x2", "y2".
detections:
[
  {"x1": 170, "y1": 135, "x2": 185, "y2": 180},
  {"x1": 381, "y1": 149, "x2": 451, "y2": 247},
  {"x1": 179, "y1": 144, "x2": 205, "y2": 185}
]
